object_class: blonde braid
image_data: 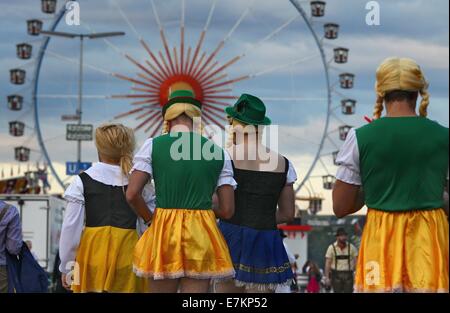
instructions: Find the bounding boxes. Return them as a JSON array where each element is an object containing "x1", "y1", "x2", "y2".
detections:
[
  {"x1": 419, "y1": 87, "x2": 430, "y2": 117},
  {"x1": 375, "y1": 57, "x2": 430, "y2": 119},
  {"x1": 162, "y1": 120, "x2": 170, "y2": 135},
  {"x1": 373, "y1": 92, "x2": 384, "y2": 120},
  {"x1": 226, "y1": 121, "x2": 235, "y2": 148}
]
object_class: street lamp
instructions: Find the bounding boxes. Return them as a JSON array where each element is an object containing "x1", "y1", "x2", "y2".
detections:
[{"x1": 39, "y1": 30, "x2": 125, "y2": 163}]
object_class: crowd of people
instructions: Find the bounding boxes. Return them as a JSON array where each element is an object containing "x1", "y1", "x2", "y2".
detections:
[{"x1": 0, "y1": 57, "x2": 448, "y2": 293}]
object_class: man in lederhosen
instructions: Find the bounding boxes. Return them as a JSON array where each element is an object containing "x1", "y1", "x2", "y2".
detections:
[{"x1": 324, "y1": 228, "x2": 358, "y2": 293}]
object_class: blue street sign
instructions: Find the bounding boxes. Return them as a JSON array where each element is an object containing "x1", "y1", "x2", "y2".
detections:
[{"x1": 66, "y1": 162, "x2": 92, "y2": 175}]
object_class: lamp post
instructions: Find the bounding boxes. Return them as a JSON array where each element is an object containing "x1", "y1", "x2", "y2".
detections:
[{"x1": 40, "y1": 31, "x2": 125, "y2": 163}]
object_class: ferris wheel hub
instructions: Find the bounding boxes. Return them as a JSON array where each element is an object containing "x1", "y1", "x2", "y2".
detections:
[{"x1": 160, "y1": 74, "x2": 204, "y2": 106}]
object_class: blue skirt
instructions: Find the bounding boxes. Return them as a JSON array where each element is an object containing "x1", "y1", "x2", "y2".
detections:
[{"x1": 218, "y1": 221, "x2": 293, "y2": 290}]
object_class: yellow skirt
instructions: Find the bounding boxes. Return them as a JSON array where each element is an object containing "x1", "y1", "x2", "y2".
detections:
[
  {"x1": 355, "y1": 208, "x2": 449, "y2": 293},
  {"x1": 72, "y1": 226, "x2": 148, "y2": 293},
  {"x1": 133, "y1": 208, "x2": 235, "y2": 280}
]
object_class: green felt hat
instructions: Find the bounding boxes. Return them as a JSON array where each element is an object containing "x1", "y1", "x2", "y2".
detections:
[
  {"x1": 162, "y1": 90, "x2": 202, "y2": 117},
  {"x1": 225, "y1": 94, "x2": 271, "y2": 126}
]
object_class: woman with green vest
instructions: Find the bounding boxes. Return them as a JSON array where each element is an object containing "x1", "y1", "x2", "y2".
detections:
[
  {"x1": 126, "y1": 90, "x2": 236, "y2": 293},
  {"x1": 214, "y1": 94, "x2": 297, "y2": 293},
  {"x1": 333, "y1": 57, "x2": 449, "y2": 292}
]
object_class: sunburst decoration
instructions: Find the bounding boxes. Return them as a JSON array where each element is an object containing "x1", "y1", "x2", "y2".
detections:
[{"x1": 111, "y1": 1, "x2": 251, "y2": 138}]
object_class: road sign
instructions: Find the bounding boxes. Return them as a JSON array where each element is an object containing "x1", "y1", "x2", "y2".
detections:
[
  {"x1": 61, "y1": 114, "x2": 80, "y2": 121},
  {"x1": 66, "y1": 162, "x2": 92, "y2": 175},
  {"x1": 66, "y1": 124, "x2": 93, "y2": 141}
]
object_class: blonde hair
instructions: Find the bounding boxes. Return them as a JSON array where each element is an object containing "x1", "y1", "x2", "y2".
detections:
[
  {"x1": 374, "y1": 57, "x2": 429, "y2": 119},
  {"x1": 95, "y1": 123, "x2": 136, "y2": 176},
  {"x1": 161, "y1": 102, "x2": 203, "y2": 135},
  {"x1": 226, "y1": 118, "x2": 262, "y2": 148}
]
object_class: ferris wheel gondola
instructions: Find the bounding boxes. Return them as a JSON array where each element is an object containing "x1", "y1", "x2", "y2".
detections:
[{"x1": 7, "y1": 0, "x2": 357, "y2": 214}]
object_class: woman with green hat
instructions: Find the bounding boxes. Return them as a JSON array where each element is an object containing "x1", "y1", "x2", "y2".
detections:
[
  {"x1": 126, "y1": 89, "x2": 236, "y2": 293},
  {"x1": 214, "y1": 94, "x2": 297, "y2": 293}
]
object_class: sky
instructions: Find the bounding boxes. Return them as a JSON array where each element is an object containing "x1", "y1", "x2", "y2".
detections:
[{"x1": 0, "y1": 0, "x2": 448, "y2": 215}]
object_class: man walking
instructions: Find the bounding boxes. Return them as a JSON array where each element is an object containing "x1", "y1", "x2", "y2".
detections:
[{"x1": 324, "y1": 228, "x2": 357, "y2": 293}]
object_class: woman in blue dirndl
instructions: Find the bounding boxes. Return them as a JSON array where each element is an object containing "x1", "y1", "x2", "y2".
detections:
[{"x1": 215, "y1": 94, "x2": 297, "y2": 293}]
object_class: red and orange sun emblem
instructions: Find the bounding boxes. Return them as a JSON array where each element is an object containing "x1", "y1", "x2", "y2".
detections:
[{"x1": 112, "y1": 28, "x2": 250, "y2": 137}]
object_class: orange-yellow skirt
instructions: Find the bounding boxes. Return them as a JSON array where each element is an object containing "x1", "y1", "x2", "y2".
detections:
[
  {"x1": 133, "y1": 208, "x2": 235, "y2": 280},
  {"x1": 355, "y1": 208, "x2": 449, "y2": 293},
  {"x1": 72, "y1": 226, "x2": 148, "y2": 293}
]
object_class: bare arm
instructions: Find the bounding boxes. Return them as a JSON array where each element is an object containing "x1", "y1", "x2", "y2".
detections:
[
  {"x1": 214, "y1": 185, "x2": 235, "y2": 219},
  {"x1": 332, "y1": 180, "x2": 365, "y2": 218},
  {"x1": 276, "y1": 184, "x2": 295, "y2": 224},
  {"x1": 126, "y1": 170, "x2": 153, "y2": 223}
]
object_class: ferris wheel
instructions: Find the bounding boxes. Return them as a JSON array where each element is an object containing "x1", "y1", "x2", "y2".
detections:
[{"x1": 7, "y1": 0, "x2": 356, "y2": 214}]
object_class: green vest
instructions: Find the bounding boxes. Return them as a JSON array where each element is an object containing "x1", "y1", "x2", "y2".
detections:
[
  {"x1": 356, "y1": 116, "x2": 448, "y2": 212},
  {"x1": 151, "y1": 132, "x2": 225, "y2": 210}
]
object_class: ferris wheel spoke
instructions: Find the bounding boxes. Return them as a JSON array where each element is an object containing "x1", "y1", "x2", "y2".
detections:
[
  {"x1": 136, "y1": 73, "x2": 161, "y2": 90},
  {"x1": 135, "y1": 108, "x2": 158, "y2": 120},
  {"x1": 187, "y1": 0, "x2": 218, "y2": 76},
  {"x1": 111, "y1": 94, "x2": 159, "y2": 100},
  {"x1": 37, "y1": 94, "x2": 108, "y2": 99},
  {"x1": 202, "y1": 74, "x2": 229, "y2": 88},
  {"x1": 202, "y1": 111, "x2": 225, "y2": 130},
  {"x1": 124, "y1": 53, "x2": 163, "y2": 84},
  {"x1": 279, "y1": 130, "x2": 321, "y2": 146},
  {"x1": 330, "y1": 111, "x2": 347, "y2": 126},
  {"x1": 144, "y1": 60, "x2": 167, "y2": 83},
  {"x1": 259, "y1": 97, "x2": 327, "y2": 102},
  {"x1": 204, "y1": 103, "x2": 228, "y2": 114},
  {"x1": 198, "y1": 56, "x2": 242, "y2": 85},
  {"x1": 158, "y1": 50, "x2": 174, "y2": 78},
  {"x1": 140, "y1": 39, "x2": 171, "y2": 80},
  {"x1": 198, "y1": 6, "x2": 299, "y2": 85},
  {"x1": 173, "y1": 47, "x2": 180, "y2": 75},
  {"x1": 203, "y1": 106, "x2": 227, "y2": 122},
  {"x1": 134, "y1": 110, "x2": 160, "y2": 130},
  {"x1": 132, "y1": 86, "x2": 159, "y2": 94},
  {"x1": 195, "y1": 60, "x2": 219, "y2": 82},
  {"x1": 203, "y1": 99, "x2": 231, "y2": 107},
  {"x1": 112, "y1": 73, "x2": 159, "y2": 90},
  {"x1": 184, "y1": 46, "x2": 192, "y2": 74},
  {"x1": 248, "y1": 15, "x2": 299, "y2": 55},
  {"x1": 333, "y1": 90, "x2": 349, "y2": 99},
  {"x1": 146, "y1": 119, "x2": 163, "y2": 137},
  {"x1": 131, "y1": 100, "x2": 160, "y2": 106},
  {"x1": 179, "y1": 0, "x2": 186, "y2": 76},
  {"x1": 318, "y1": 157, "x2": 331, "y2": 175},
  {"x1": 82, "y1": 23, "x2": 124, "y2": 56},
  {"x1": 194, "y1": 3, "x2": 254, "y2": 80},
  {"x1": 150, "y1": 0, "x2": 177, "y2": 76},
  {"x1": 203, "y1": 76, "x2": 250, "y2": 91},
  {"x1": 203, "y1": 88, "x2": 233, "y2": 96},
  {"x1": 191, "y1": 52, "x2": 207, "y2": 78},
  {"x1": 114, "y1": 106, "x2": 149, "y2": 119},
  {"x1": 250, "y1": 53, "x2": 320, "y2": 78},
  {"x1": 325, "y1": 134, "x2": 340, "y2": 150},
  {"x1": 46, "y1": 49, "x2": 112, "y2": 75},
  {"x1": 112, "y1": 0, "x2": 142, "y2": 40},
  {"x1": 204, "y1": 95, "x2": 237, "y2": 101}
]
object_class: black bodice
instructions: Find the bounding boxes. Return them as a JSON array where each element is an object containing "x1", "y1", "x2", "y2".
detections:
[
  {"x1": 79, "y1": 172, "x2": 137, "y2": 229},
  {"x1": 224, "y1": 158, "x2": 289, "y2": 230}
]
